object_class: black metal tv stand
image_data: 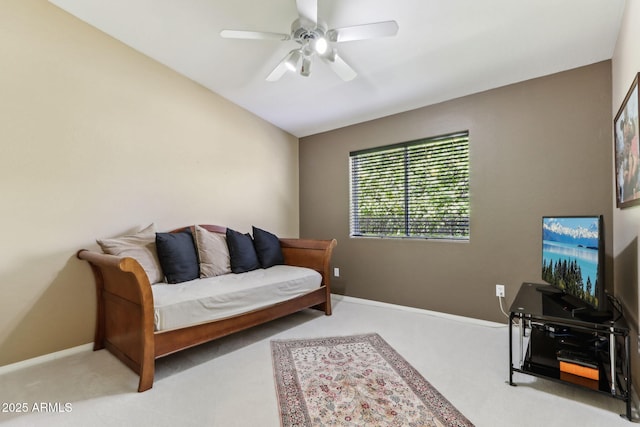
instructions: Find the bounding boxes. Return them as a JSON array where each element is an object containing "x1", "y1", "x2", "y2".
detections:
[{"x1": 508, "y1": 282, "x2": 634, "y2": 421}]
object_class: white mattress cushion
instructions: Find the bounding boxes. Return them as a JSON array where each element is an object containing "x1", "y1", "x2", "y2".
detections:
[{"x1": 152, "y1": 265, "x2": 322, "y2": 331}]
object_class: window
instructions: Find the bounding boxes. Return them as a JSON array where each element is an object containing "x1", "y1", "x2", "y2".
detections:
[{"x1": 349, "y1": 131, "x2": 469, "y2": 240}]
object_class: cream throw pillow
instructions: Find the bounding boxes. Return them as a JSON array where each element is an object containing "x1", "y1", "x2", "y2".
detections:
[
  {"x1": 194, "y1": 225, "x2": 231, "y2": 277},
  {"x1": 96, "y1": 223, "x2": 164, "y2": 284}
]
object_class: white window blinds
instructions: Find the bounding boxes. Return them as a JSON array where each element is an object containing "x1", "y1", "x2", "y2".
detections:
[{"x1": 350, "y1": 132, "x2": 470, "y2": 240}]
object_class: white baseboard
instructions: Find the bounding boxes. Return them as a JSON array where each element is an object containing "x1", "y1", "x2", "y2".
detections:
[
  {"x1": 0, "y1": 343, "x2": 93, "y2": 376},
  {"x1": 331, "y1": 294, "x2": 506, "y2": 328}
]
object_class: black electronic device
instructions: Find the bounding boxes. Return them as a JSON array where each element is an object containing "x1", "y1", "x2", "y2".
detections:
[{"x1": 538, "y1": 215, "x2": 610, "y2": 319}]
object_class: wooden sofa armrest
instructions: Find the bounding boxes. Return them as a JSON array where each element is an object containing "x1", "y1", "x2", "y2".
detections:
[
  {"x1": 279, "y1": 238, "x2": 337, "y2": 315},
  {"x1": 279, "y1": 238, "x2": 337, "y2": 281},
  {"x1": 76, "y1": 249, "x2": 154, "y2": 306},
  {"x1": 76, "y1": 249, "x2": 155, "y2": 380}
]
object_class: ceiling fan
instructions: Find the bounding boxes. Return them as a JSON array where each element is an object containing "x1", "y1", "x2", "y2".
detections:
[{"x1": 220, "y1": 0, "x2": 398, "y2": 81}]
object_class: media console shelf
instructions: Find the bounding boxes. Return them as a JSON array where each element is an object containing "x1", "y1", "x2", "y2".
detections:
[{"x1": 509, "y1": 282, "x2": 634, "y2": 421}]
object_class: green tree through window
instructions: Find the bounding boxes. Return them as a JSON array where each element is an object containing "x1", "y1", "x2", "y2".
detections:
[{"x1": 350, "y1": 132, "x2": 470, "y2": 239}]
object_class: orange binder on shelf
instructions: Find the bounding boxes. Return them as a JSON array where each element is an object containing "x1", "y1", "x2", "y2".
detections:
[{"x1": 559, "y1": 361, "x2": 599, "y2": 380}]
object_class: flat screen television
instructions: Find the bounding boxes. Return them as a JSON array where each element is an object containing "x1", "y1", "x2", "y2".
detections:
[{"x1": 540, "y1": 215, "x2": 609, "y2": 318}]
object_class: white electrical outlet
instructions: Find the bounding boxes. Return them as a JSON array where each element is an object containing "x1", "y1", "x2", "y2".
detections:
[
  {"x1": 496, "y1": 284, "x2": 505, "y2": 298},
  {"x1": 334, "y1": 267, "x2": 340, "y2": 278}
]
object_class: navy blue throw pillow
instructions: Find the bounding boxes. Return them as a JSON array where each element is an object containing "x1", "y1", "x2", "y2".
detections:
[
  {"x1": 226, "y1": 228, "x2": 261, "y2": 273},
  {"x1": 155, "y1": 230, "x2": 199, "y2": 284},
  {"x1": 252, "y1": 226, "x2": 284, "y2": 268}
]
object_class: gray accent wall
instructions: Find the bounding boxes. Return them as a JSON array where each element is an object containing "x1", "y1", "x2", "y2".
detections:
[{"x1": 300, "y1": 61, "x2": 613, "y2": 323}]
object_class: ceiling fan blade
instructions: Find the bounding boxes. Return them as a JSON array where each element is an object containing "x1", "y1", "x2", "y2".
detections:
[
  {"x1": 220, "y1": 30, "x2": 290, "y2": 41},
  {"x1": 296, "y1": 0, "x2": 318, "y2": 25},
  {"x1": 327, "y1": 20, "x2": 399, "y2": 43},
  {"x1": 323, "y1": 51, "x2": 357, "y2": 81},
  {"x1": 266, "y1": 49, "x2": 300, "y2": 82}
]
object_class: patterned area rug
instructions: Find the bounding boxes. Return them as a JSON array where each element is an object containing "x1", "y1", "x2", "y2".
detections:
[{"x1": 271, "y1": 333, "x2": 474, "y2": 427}]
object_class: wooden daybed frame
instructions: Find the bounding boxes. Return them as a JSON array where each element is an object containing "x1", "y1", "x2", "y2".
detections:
[{"x1": 77, "y1": 225, "x2": 337, "y2": 392}]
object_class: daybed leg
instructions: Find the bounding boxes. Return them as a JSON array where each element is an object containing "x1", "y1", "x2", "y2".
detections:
[
  {"x1": 92, "y1": 304, "x2": 105, "y2": 350},
  {"x1": 137, "y1": 327, "x2": 156, "y2": 392},
  {"x1": 87, "y1": 261, "x2": 106, "y2": 351},
  {"x1": 313, "y1": 301, "x2": 332, "y2": 316},
  {"x1": 324, "y1": 302, "x2": 332, "y2": 316},
  {"x1": 323, "y1": 292, "x2": 332, "y2": 315},
  {"x1": 138, "y1": 374, "x2": 153, "y2": 392},
  {"x1": 138, "y1": 361, "x2": 154, "y2": 392},
  {"x1": 93, "y1": 309, "x2": 105, "y2": 351}
]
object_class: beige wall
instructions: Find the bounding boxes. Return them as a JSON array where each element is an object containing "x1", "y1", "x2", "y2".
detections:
[
  {"x1": 612, "y1": 0, "x2": 640, "y2": 392},
  {"x1": 300, "y1": 61, "x2": 613, "y2": 323},
  {"x1": 0, "y1": 0, "x2": 299, "y2": 366}
]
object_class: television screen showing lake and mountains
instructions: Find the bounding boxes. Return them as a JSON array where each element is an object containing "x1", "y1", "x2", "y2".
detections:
[{"x1": 542, "y1": 216, "x2": 600, "y2": 308}]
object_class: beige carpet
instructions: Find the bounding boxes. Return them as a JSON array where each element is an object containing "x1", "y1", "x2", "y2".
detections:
[{"x1": 0, "y1": 295, "x2": 634, "y2": 426}]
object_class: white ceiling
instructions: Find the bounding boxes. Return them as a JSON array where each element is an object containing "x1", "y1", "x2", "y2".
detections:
[{"x1": 49, "y1": 0, "x2": 625, "y2": 137}]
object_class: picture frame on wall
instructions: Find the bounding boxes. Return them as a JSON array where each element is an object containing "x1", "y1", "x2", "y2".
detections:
[{"x1": 615, "y1": 72, "x2": 640, "y2": 208}]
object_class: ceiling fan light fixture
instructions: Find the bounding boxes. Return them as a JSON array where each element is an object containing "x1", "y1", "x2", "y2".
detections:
[
  {"x1": 285, "y1": 50, "x2": 302, "y2": 71},
  {"x1": 301, "y1": 56, "x2": 311, "y2": 76},
  {"x1": 313, "y1": 37, "x2": 328, "y2": 55}
]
